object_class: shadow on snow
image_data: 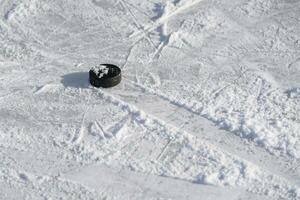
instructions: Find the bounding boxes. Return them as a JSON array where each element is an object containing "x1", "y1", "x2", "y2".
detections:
[{"x1": 61, "y1": 72, "x2": 89, "y2": 89}]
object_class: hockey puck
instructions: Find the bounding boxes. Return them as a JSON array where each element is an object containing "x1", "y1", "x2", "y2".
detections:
[{"x1": 89, "y1": 64, "x2": 122, "y2": 88}]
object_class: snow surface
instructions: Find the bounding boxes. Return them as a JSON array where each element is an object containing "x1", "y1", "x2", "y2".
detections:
[{"x1": 0, "y1": 0, "x2": 300, "y2": 199}]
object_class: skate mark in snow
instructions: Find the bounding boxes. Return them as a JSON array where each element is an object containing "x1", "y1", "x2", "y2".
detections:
[
  {"x1": 72, "y1": 94, "x2": 92, "y2": 144},
  {"x1": 119, "y1": 0, "x2": 157, "y2": 50},
  {"x1": 129, "y1": 0, "x2": 206, "y2": 40},
  {"x1": 151, "y1": 1, "x2": 173, "y2": 59},
  {"x1": 106, "y1": 114, "x2": 130, "y2": 138},
  {"x1": 156, "y1": 139, "x2": 172, "y2": 161},
  {"x1": 34, "y1": 83, "x2": 62, "y2": 95}
]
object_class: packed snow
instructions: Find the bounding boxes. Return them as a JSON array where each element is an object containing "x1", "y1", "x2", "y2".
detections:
[
  {"x1": 91, "y1": 64, "x2": 109, "y2": 78},
  {"x1": 0, "y1": 0, "x2": 300, "y2": 199}
]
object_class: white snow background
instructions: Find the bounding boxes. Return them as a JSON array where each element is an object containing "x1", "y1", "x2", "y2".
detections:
[{"x1": 0, "y1": 0, "x2": 300, "y2": 199}]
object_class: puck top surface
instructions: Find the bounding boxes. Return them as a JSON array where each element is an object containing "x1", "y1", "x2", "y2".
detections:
[{"x1": 91, "y1": 64, "x2": 109, "y2": 78}]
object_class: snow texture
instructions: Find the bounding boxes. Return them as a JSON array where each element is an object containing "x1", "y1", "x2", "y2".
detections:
[
  {"x1": 91, "y1": 64, "x2": 109, "y2": 78},
  {"x1": 0, "y1": 0, "x2": 299, "y2": 199}
]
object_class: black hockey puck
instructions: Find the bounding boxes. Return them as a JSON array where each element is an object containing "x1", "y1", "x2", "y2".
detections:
[{"x1": 89, "y1": 64, "x2": 122, "y2": 88}]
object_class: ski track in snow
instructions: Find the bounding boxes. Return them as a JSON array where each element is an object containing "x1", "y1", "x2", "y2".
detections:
[{"x1": 0, "y1": 0, "x2": 300, "y2": 199}]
